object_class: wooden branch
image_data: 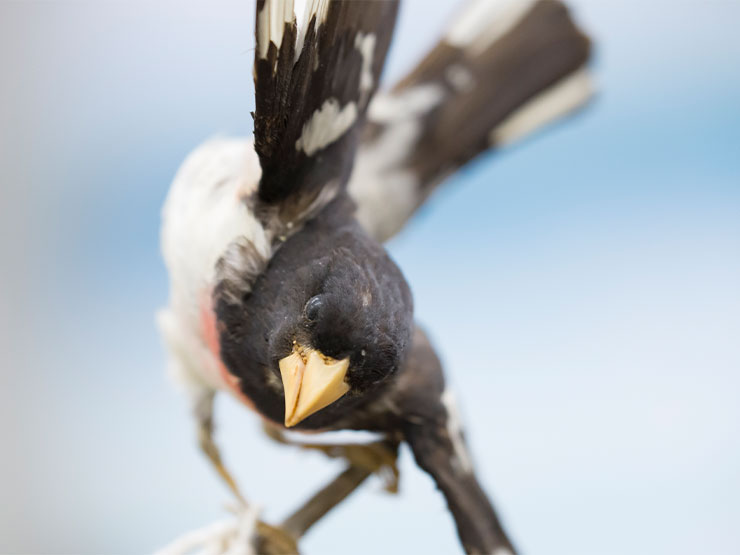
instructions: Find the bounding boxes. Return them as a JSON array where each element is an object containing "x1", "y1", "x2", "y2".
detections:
[{"x1": 281, "y1": 465, "x2": 372, "y2": 540}]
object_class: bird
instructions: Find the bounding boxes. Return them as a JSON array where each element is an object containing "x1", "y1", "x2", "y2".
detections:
[{"x1": 158, "y1": 0, "x2": 592, "y2": 553}]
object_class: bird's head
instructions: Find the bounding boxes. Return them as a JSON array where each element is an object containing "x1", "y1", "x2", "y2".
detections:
[
  {"x1": 268, "y1": 241, "x2": 413, "y2": 427},
  {"x1": 216, "y1": 213, "x2": 413, "y2": 429}
]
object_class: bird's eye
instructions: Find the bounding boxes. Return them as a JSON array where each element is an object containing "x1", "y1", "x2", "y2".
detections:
[{"x1": 304, "y1": 295, "x2": 322, "y2": 322}]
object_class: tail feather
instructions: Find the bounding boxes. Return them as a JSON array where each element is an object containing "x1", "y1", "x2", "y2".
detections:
[{"x1": 349, "y1": 0, "x2": 593, "y2": 242}]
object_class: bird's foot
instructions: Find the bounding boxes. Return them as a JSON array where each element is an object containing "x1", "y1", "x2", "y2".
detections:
[
  {"x1": 198, "y1": 419, "x2": 248, "y2": 506},
  {"x1": 307, "y1": 441, "x2": 400, "y2": 493},
  {"x1": 262, "y1": 424, "x2": 399, "y2": 493}
]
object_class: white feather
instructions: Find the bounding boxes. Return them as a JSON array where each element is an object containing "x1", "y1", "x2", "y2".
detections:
[
  {"x1": 349, "y1": 85, "x2": 445, "y2": 242},
  {"x1": 295, "y1": 98, "x2": 358, "y2": 155},
  {"x1": 446, "y1": 0, "x2": 536, "y2": 55},
  {"x1": 355, "y1": 32, "x2": 377, "y2": 98},
  {"x1": 349, "y1": 122, "x2": 420, "y2": 243},
  {"x1": 490, "y1": 68, "x2": 593, "y2": 146},
  {"x1": 367, "y1": 84, "x2": 445, "y2": 123},
  {"x1": 256, "y1": 0, "x2": 296, "y2": 60},
  {"x1": 295, "y1": 0, "x2": 331, "y2": 58},
  {"x1": 441, "y1": 389, "x2": 473, "y2": 474},
  {"x1": 159, "y1": 138, "x2": 268, "y2": 394}
]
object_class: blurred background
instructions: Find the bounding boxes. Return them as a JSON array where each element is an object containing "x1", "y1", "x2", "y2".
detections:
[{"x1": 2, "y1": 0, "x2": 739, "y2": 553}]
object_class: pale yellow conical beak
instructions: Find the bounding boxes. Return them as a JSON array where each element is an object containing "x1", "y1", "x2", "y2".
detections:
[{"x1": 278, "y1": 346, "x2": 350, "y2": 427}]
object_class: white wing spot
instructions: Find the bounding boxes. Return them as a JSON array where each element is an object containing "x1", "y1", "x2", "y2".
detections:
[
  {"x1": 350, "y1": 85, "x2": 444, "y2": 241},
  {"x1": 446, "y1": 64, "x2": 475, "y2": 92},
  {"x1": 368, "y1": 84, "x2": 444, "y2": 123},
  {"x1": 295, "y1": 98, "x2": 358, "y2": 156},
  {"x1": 354, "y1": 32, "x2": 377, "y2": 96},
  {"x1": 441, "y1": 389, "x2": 473, "y2": 474},
  {"x1": 446, "y1": 0, "x2": 536, "y2": 55}
]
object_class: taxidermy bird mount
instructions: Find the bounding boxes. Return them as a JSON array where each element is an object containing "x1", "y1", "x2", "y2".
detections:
[{"x1": 157, "y1": 0, "x2": 592, "y2": 553}]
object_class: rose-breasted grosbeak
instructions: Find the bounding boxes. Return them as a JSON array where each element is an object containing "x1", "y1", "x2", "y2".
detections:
[{"x1": 159, "y1": 1, "x2": 591, "y2": 552}]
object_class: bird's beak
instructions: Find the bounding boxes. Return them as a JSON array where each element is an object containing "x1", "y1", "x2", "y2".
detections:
[{"x1": 279, "y1": 346, "x2": 350, "y2": 427}]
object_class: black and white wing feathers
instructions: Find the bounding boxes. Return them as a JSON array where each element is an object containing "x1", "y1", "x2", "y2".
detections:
[
  {"x1": 349, "y1": 0, "x2": 593, "y2": 242},
  {"x1": 253, "y1": 0, "x2": 399, "y2": 223}
]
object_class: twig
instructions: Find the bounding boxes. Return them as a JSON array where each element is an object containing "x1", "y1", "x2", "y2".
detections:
[{"x1": 281, "y1": 465, "x2": 372, "y2": 539}]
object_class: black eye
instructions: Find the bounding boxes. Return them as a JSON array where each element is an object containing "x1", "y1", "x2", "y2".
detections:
[{"x1": 304, "y1": 295, "x2": 322, "y2": 322}]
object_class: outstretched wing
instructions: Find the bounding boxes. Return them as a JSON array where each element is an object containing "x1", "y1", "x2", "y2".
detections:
[
  {"x1": 253, "y1": 0, "x2": 399, "y2": 223},
  {"x1": 349, "y1": 0, "x2": 593, "y2": 242}
]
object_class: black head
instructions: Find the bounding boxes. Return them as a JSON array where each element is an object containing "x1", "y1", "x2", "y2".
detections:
[
  {"x1": 216, "y1": 207, "x2": 413, "y2": 429},
  {"x1": 277, "y1": 244, "x2": 411, "y2": 384}
]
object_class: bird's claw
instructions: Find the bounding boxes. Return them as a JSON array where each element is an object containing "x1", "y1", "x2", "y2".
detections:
[
  {"x1": 314, "y1": 442, "x2": 399, "y2": 493},
  {"x1": 263, "y1": 423, "x2": 399, "y2": 491}
]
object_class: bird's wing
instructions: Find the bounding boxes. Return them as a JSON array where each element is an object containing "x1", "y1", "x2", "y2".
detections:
[
  {"x1": 349, "y1": 0, "x2": 593, "y2": 242},
  {"x1": 392, "y1": 328, "x2": 517, "y2": 553},
  {"x1": 253, "y1": 0, "x2": 399, "y2": 225}
]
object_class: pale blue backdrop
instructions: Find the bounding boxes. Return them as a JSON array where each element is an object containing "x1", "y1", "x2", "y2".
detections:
[{"x1": 1, "y1": 1, "x2": 739, "y2": 554}]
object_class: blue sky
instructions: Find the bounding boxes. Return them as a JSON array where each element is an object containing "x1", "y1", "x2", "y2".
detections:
[{"x1": 1, "y1": 1, "x2": 739, "y2": 554}]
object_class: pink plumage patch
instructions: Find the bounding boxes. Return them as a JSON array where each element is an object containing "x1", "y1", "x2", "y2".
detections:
[{"x1": 200, "y1": 291, "x2": 257, "y2": 411}]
